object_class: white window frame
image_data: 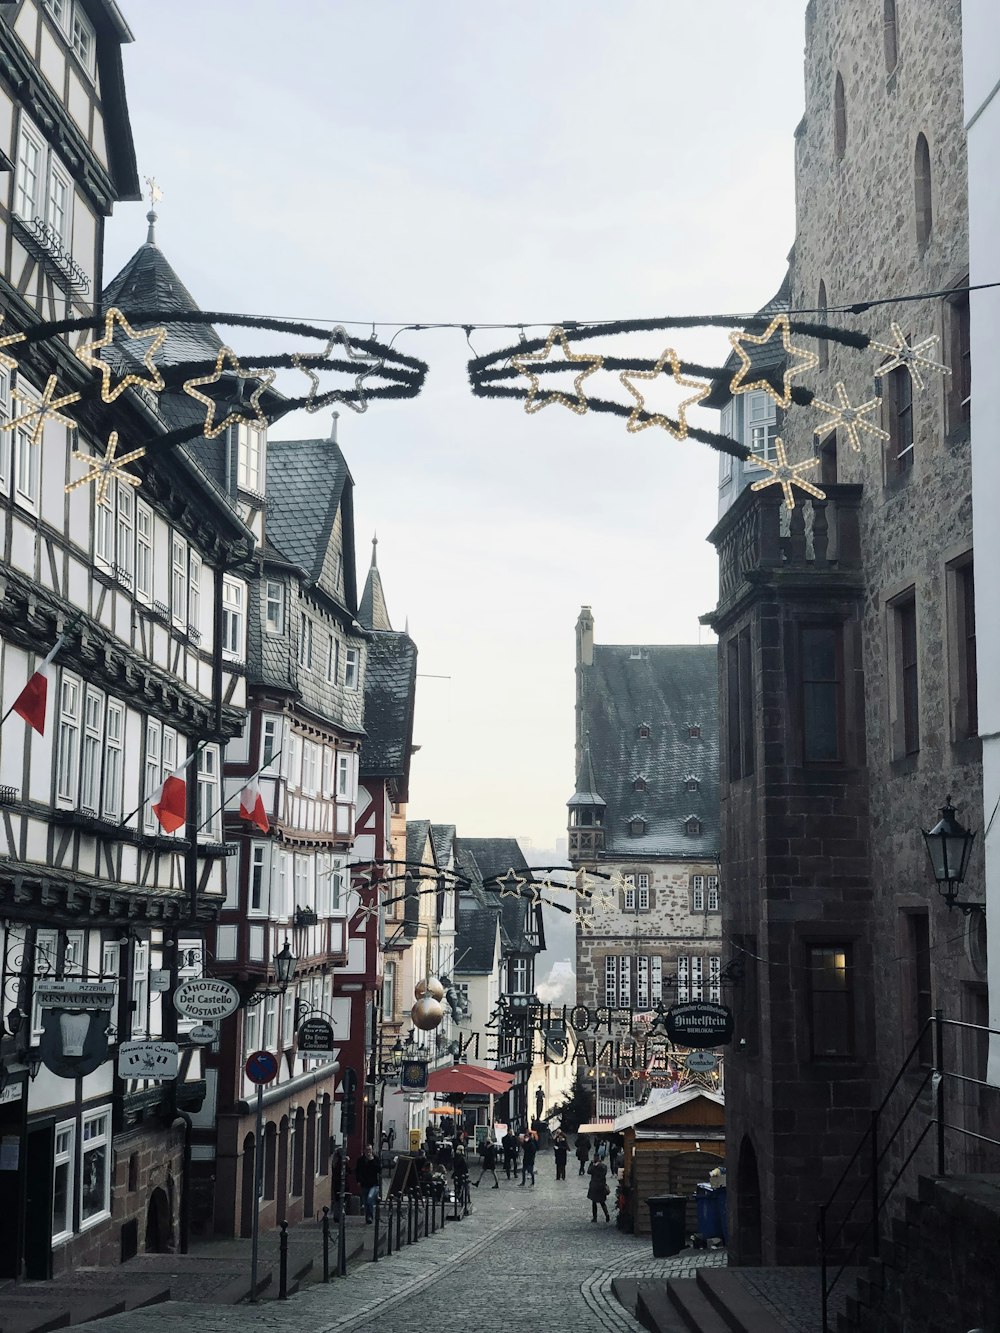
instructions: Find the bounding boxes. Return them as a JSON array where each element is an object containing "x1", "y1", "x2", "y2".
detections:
[
  {"x1": 274, "y1": 850, "x2": 290, "y2": 918},
  {"x1": 604, "y1": 956, "x2": 616, "y2": 1008},
  {"x1": 651, "y1": 955, "x2": 662, "y2": 1004},
  {"x1": 171, "y1": 534, "x2": 187, "y2": 628},
  {"x1": 709, "y1": 956, "x2": 721, "y2": 1003},
  {"x1": 237, "y1": 422, "x2": 265, "y2": 493},
  {"x1": 56, "y1": 672, "x2": 82, "y2": 806},
  {"x1": 143, "y1": 718, "x2": 161, "y2": 833},
  {"x1": 261, "y1": 715, "x2": 282, "y2": 772},
  {"x1": 327, "y1": 633, "x2": 337, "y2": 682},
  {"x1": 188, "y1": 551, "x2": 202, "y2": 639},
  {"x1": 330, "y1": 855, "x2": 345, "y2": 912},
  {"x1": 263, "y1": 993, "x2": 279, "y2": 1050},
  {"x1": 0, "y1": 367, "x2": 10, "y2": 495},
  {"x1": 637, "y1": 956, "x2": 649, "y2": 1010},
  {"x1": 222, "y1": 576, "x2": 244, "y2": 660},
  {"x1": 131, "y1": 940, "x2": 149, "y2": 1038},
  {"x1": 282, "y1": 986, "x2": 295, "y2": 1047},
  {"x1": 618, "y1": 955, "x2": 631, "y2": 1008},
  {"x1": 677, "y1": 955, "x2": 690, "y2": 1004},
  {"x1": 70, "y1": 3, "x2": 97, "y2": 79},
  {"x1": 265, "y1": 580, "x2": 284, "y2": 635},
  {"x1": 197, "y1": 744, "x2": 220, "y2": 841},
  {"x1": 135, "y1": 500, "x2": 153, "y2": 603},
  {"x1": 101, "y1": 941, "x2": 120, "y2": 1012},
  {"x1": 244, "y1": 998, "x2": 261, "y2": 1058},
  {"x1": 382, "y1": 961, "x2": 396, "y2": 1021},
  {"x1": 321, "y1": 747, "x2": 334, "y2": 799},
  {"x1": 13, "y1": 404, "x2": 39, "y2": 511},
  {"x1": 80, "y1": 1106, "x2": 112, "y2": 1229},
  {"x1": 31, "y1": 928, "x2": 58, "y2": 1039},
  {"x1": 47, "y1": 157, "x2": 72, "y2": 247},
  {"x1": 102, "y1": 699, "x2": 124, "y2": 820},
  {"x1": 15, "y1": 119, "x2": 44, "y2": 221},
  {"x1": 510, "y1": 957, "x2": 529, "y2": 995},
  {"x1": 691, "y1": 955, "x2": 704, "y2": 1001},
  {"x1": 302, "y1": 741, "x2": 319, "y2": 797},
  {"x1": 287, "y1": 732, "x2": 301, "y2": 791},
  {"x1": 707, "y1": 876, "x2": 720, "y2": 912},
  {"x1": 79, "y1": 686, "x2": 103, "y2": 813},
  {"x1": 336, "y1": 752, "x2": 351, "y2": 798},
  {"x1": 298, "y1": 615, "x2": 314, "y2": 671},
  {"x1": 344, "y1": 647, "x2": 359, "y2": 690},
  {"x1": 638, "y1": 880, "x2": 650, "y2": 911},
  {"x1": 52, "y1": 1118, "x2": 75, "y2": 1244},
  {"x1": 63, "y1": 930, "x2": 84, "y2": 977},
  {"x1": 249, "y1": 843, "x2": 268, "y2": 915},
  {"x1": 692, "y1": 875, "x2": 705, "y2": 912}
]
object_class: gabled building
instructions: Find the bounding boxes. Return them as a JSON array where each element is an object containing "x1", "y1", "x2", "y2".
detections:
[{"x1": 568, "y1": 607, "x2": 721, "y2": 1119}]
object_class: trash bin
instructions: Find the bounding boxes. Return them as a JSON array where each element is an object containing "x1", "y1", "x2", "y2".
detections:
[
  {"x1": 646, "y1": 1194, "x2": 687, "y2": 1258},
  {"x1": 696, "y1": 1184, "x2": 728, "y2": 1243}
]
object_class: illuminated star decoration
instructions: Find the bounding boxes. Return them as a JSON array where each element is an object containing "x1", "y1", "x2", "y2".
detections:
[
  {"x1": 619, "y1": 347, "x2": 711, "y2": 439},
  {"x1": 75, "y1": 307, "x2": 167, "y2": 403},
  {"x1": 291, "y1": 326, "x2": 383, "y2": 415},
  {"x1": 495, "y1": 867, "x2": 527, "y2": 899},
  {"x1": 4, "y1": 375, "x2": 81, "y2": 447},
  {"x1": 811, "y1": 381, "x2": 888, "y2": 453},
  {"x1": 749, "y1": 437, "x2": 825, "y2": 511},
  {"x1": 729, "y1": 313, "x2": 819, "y2": 409},
  {"x1": 0, "y1": 316, "x2": 26, "y2": 372},
  {"x1": 67, "y1": 431, "x2": 146, "y2": 505},
  {"x1": 510, "y1": 326, "x2": 604, "y2": 415},
  {"x1": 870, "y1": 322, "x2": 950, "y2": 392},
  {"x1": 182, "y1": 347, "x2": 275, "y2": 439}
]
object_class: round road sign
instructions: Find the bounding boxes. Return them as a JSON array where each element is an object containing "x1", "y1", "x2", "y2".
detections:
[{"x1": 245, "y1": 1050, "x2": 280, "y2": 1085}]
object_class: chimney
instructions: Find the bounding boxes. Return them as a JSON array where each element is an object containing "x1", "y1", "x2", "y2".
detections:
[
  {"x1": 329, "y1": 410, "x2": 339, "y2": 444},
  {"x1": 576, "y1": 606, "x2": 594, "y2": 668}
]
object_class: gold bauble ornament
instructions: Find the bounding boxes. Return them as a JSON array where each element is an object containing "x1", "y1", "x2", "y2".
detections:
[
  {"x1": 415, "y1": 976, "x2": 445, "y2": 1001},
  {"x1": 410, "y1": 996, "x2": 445, "y2": 1031}
]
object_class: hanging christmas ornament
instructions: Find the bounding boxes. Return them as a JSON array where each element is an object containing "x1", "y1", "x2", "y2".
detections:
[
  {"x1": 410, "y1": 995, "x2": 445, "y2": 1031},
  {"x1": 728, "y1": 313, "x2": 819, "y2": 408},
  {"x1": 415, "y1": 976, "x2": 445, "y2": 1002}
]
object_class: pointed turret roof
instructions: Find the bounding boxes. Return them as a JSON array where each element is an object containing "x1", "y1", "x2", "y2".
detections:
[
  {"x1": 567, "y1": 736, "x2": 606, "y2": 809},
  {"x1": 359, "y1": 534, "x2": 392, "y2": 631}
]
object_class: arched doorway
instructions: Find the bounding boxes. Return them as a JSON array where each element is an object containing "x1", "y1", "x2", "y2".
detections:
[
  {"x1": 736, "y1": 1135, "x2": 762, "y2": 1266},
  {"x1": 240, "y1": 1133, "x2": 256, "y2": 1239},
  {"x1": 145, "y1": 1186, "x2": 173, "y2": 1253}
]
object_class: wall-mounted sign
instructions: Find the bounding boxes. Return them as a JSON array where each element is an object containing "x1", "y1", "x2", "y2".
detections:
[
  {"x1": 118, "y1": 1041, "x2": 179, "y2": 1081},
  {"x1": 685, "y1": 1049, "x2": 719, "y2": 1074},
  {"x1": 665, "y1": 1002, "x2": 734, "y2": 1049},
  {"x1": 188, "y1": 1025, "x2": 218, "y2": 1045},
  {"x1": 150, "y1": 970, "x2": 171, "y2": 993},
  {"x1": 400, "y1": 1059, "x2": 428, "y2": 1091},
  {"x1": 35, "y1": 981, "x2": 116, "y2": 1010},
  {"x1": 297, "y1": 1017, "x2": 334, "y2": 1054},
  {"x1": 173, "y1": 978, "x2": 241, "y2": 1020},
  {"x1": 0, "y1": 1082, "x2": 23, "y2": 1106},
  {"x1": 39, "y1": 1007, "x2": 111, "y2": 1078}
]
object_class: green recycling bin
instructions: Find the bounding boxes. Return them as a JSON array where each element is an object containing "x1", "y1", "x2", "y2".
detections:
[{"x1": 646, "y1": 1194, "x2": 687, "y2": 1257}]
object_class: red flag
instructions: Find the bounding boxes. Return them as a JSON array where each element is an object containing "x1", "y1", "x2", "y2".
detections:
[
  {"x1": 239, "y1": 775, "x2": 269, "y2": 833},
  {"x1": 11, "y1": 631, "x2": 68, "y2": 735},
  {"x1": 151, "y1": 774, "x2": 187, "y2": 833}
]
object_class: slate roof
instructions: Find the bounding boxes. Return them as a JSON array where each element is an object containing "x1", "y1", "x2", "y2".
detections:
[
  {"x1": 429, "y1": 824, "x2": 456, "y2": 872},
  {"x1": 266, "y1": 439, "x2": 356, "y2": 606},
  {"x1": 704, "y1": 270, "x2": 792, "y2": 409},
  {"x1": 458, "y1": 838, "x2": 543, "y2": 954},
  {"x1": 359, "y1": 631, "x2": 417, "y2": 795},
  {"x1": 455, "y1": 906, "x2": 501, "y2": 975},
  {"x1": 575, "y1": 644, "x2": 719, "y2": 859},
  {"x1": 402, "y1": 819, "x2": 432, "y2": 939},
  {"x1": 103, "y1": 236, "x2": 225, "y2": 365},
  {"x1": 358, "y1": 537, "x2": 392, "y2": 631}
]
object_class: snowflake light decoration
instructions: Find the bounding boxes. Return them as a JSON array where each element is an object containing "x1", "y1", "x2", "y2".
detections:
[
  {"x1": 5, "y1": 374, "x2": 81, "y2": 447},
  {"x1": 749, "y1": 438, "x2": 825, "y2": 510},
  {"x1": 811, "y1": 381, "x2": 888, "y2": 452},
  {"x1": 67, "y1": 432, "x2": 145, "y2": 505},
  {"x1": 871, "y1": 322, "x2": 950, "y2": 392}
]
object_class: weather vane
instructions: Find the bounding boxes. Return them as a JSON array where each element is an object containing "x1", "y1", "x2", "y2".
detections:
[{"x1": 144, "y1": 175, "x2": 163, "y2": 208}]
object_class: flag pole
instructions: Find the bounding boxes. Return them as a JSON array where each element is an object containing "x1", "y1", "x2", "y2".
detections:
[
  {"x1": 118, "y1": 740, "x2": 204, "y2": 834},
  {"x1": 0, "y1": 609, "x2": 83, "y2": 729},
  {"x1": 196, "y1": 750, "x2": 282, "y2": 836}
]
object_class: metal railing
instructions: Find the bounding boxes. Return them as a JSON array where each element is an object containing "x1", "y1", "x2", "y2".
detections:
[{"x1": 819, "y1": 1010, "x2": 1000, "y2": 1332}]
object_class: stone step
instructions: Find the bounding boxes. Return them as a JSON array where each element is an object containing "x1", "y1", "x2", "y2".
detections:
[
  {"x1": 610, "y1": 1276, "x2": 642, "y2": 1315},
  {"x1": 696, "y1": 1269, "x2": 788, "y2": 1333},
  {"x1": 665, "y1": 1278, "x2": 732, "y2": 1333},
  {"x1": 634, "y1": 1282, "x2": 689, "y2": 1333}
]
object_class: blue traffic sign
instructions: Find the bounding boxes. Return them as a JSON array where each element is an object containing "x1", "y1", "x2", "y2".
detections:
[{"x1": 245, "y1": 1049, "x2": 280, "y2": 1085}]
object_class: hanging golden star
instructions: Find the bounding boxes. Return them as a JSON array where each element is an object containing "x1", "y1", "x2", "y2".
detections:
[
  {"x1": 729, "y1": 313, "x2": 819, "y2": 408},
  {"x1": 811, "y1": 381, "x2": 889, "y2": 452},
  {"x1": 749, "y1": 437, "x2": 825, "y2": 510},
  {"x1": 4, "y1": 375, "x2": 81, "y2": 446},
  {"x1": 291, "y1": 326, "x2": 382, "y2": 415},
  {"x1": 870, "y1": 322, "x2": 950, "y2": 392},
  {"x1": 495, "y1": 867, "x2": 527, "y2": 899},
  {"x1": 182, "y1": 347, "x2": 274, "y2": 439},
  {"x1": 67, "y1": 432, "x2": 146, "y2": 505},
  {"x1": 511, "y1": 326, "x2": 603, "y2": 415},
  {"x1": 0, "y1": 316, "x2": 26, "y2": 372},
  {"x1": 620, "y1": 348, "x2": 711, "y2": 438},
  {"x1": 75, "y1": 306, "x2": 167, "y2": 403}
]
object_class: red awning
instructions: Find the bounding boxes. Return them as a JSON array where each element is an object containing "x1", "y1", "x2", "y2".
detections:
[{"x1": 425, "y1": 1064, "x2": 516, "y2": 1096}]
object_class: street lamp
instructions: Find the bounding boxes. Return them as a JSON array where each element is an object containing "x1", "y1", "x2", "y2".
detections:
[
  {"x1": 921, "y1": 797, "x2": 980, "y2": 913},
  {"x1": 273, "y1": 939, "x2": 297, "y2": 989}
]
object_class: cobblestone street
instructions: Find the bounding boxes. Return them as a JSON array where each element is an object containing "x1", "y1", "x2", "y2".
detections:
[{"x1": 80, "y1": 1161, "x2": 724, "y2": 1333}]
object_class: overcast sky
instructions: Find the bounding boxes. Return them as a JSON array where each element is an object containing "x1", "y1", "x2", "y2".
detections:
[{"x1": 105, "y1": 1, "x2": 807, "y2": 851}]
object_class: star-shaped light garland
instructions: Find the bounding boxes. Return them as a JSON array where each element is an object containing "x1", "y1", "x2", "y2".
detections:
[
  {"x1": 291, "y1": 326, "x2": 382, "y2": 415},
  {"x1": 4, "y1": 375, "x2": 81, "y2": 447},
  {"x1": 619, "y1": 347, "x2": 711, "y2": 438},
  {"x1": 495, "y1": 867, "x2": 527, "y2": 899},
  {"x1": 811, "y1": 381, "x2": 888, "y2": 452},
  {"x1": 353, "y1": 890, "x2": 383, "y2": 925},
  {"x1": 510, "y1": 326, "x2": 604, "y2": 415},
  {"x1": 182, "y1": 348, "x2": 275, "y2": 439},
  {"x1": 729, "y1": 313, "x2": 819, "y2": 409},
  {"x1": 749, "y1": 437, "x2": 825, "y2": 510},
  {"x1": 0, "y1": 316, "x2": 26, "y2": 372},
  {"x1": 870, "y1": 322, "x2": 950, "y2": 392},
  {"x1": 67, "y1": 431, "x2": 146, "y2": 505},
  {"x1": 75, "y1": 306, "x2": 167, "y2": 403}
]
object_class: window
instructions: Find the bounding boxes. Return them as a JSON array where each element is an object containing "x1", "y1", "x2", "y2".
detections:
[
  {"x1": 622, "y1": 875, "x2": 636, "y2": 911},
  {"x1": 884, "y1": 362, "x2": 913, "y2": 475},
  {"x1": 747, "y1": 391, "x2": 778, "y2": 462},
  {"x1": 618, "y1": 955, "x2": 631, "y2": 1008},
  {"x1": 677, "y1": 955, "x2": 690, "y2": 1003},
  {"x1": 337, "y1": 753, "x2": 351, "y2": 798},
  {"x1": 79, "y1": 687, "x2": 103, "y2": 813},
  {"x1": 914, "y1": 133, "x2": 932, "y2": 249},
  {"x1": 321, "y1": 746, "x2": 334, "y2": 799},
  {"x1": 893, "y1": 595, "x2": 920, "y2": 756},
  {"x1": 222, "y1": 577, "x2": 244, "y2": 659},
  {"x1": 685, "y1": 816, "x2": 702, "y2": 836},
  {"x1": 950, "y1": 558, "x2": 978, "y2": 740},
  {"x1": 0, "y1": 368, "x2": 10, "y2": 494},
  {"x1": 143, "y1": 718, "x2": 161, "y2": 832},
  {"x1": 265, "y1": 581, "x2": 284, "y2": 635},
  {"x1": 294, "y1": 855, "x2": 314, "y2": 912},
  {"x1": 382, "y1": 961, "x2": 396, "y2": 1021},
  {"x1": 884, "y1": 0, "x2": 898, "y2": 73},
  {"x1": 344, "y1": 647, "x2": 359, "y2": 689},
  {"x1": 632, "y1": 777, "x2": 646, "y2": 792},
  {"x1": 509, "y1": 957, "x2": 529, "y2": 995},
  {"x1": 131, "y1": 940, "x2": 149, "y2": 1038},
  {"x1": 188, "y1": 551, "x2": 202, "y2": 638},
  {"x1": 263, "y1": 994, "x2": 279, "y2": 1051},
  {"x1": 70, "y1": 3, "x2": 97, "y2": 78},
  {"x1": 709, "y1": 956, "x2": 721, "y2": 1003},
  {"x1": 52, "y1": 1120, "x2": 75, "y2": 1242},
  {"x1": 56, "y1": 674, "x2": 81, "y2": 804},
  {"x1": 651, "y1": 956, "x2": 662, "y2": 1004},
  {"x1": 197, "y1": 745, "x2": 220, "y2": 839},
  {"x1": 946, "y1": 290, "x2": 971, "y2": 433},
  {"x1": 171, "y1": 535, "x2": 187, "y2": 627},
  {"x1": 692, "y1": 875, "x2": 705, "y2": 912},
  {"x1": 135, "y1": 501, "x2": 153, "y2": 602},
  {"x1": 274, "y1": 851, "x2": 290, "y2": 918},
  {"x1": 101, "y1": 941, "x2": 120, "y2": 1011},
  {"x1": 298, "y1": 615, "x2": 314, "y2": 670},
  {"x1": 817, "y1": 280, "x2": 829, "y2": 371},
  {"x1": 15, "y1": 121, "x2": 44, "y2": 220},
  {"x1": 250, "y1": 844, "x2": 267, "y2": 914},
  {"x1": 636, "y1": 956, "x2": 649, "y2": 1010},
  {"x1": 727, "y1": 625, "x2": 754, "y2": 781},
  {"x1": 688, "y1": 724, "x2": 701, "y2": 739},
  {"x1": 287, "y1": 732, "x2": 301, "y2": 789},
  {"x1": 604, "y1": 956, "x2": 616, "y2": 1007},
  {"x1": 834, "y1": 71, "x2": 847, "y2": 159},
  {"x1": 244, "y1": 999, "x2": 261, "y2": 1058},
  {"x1": 807, "y1": 945, "x2": 853, "y2": 1059},
  {"x1": 628, "y1": 817, "x2": 646, "y2": 837},
  {"x1": 261, "y1": 715, "x2": 282, "y2": 771},
  {"x1": 707, "y1": 876, "x2": 720, "y2": 912},
  {"x1": 638, "y1": 724, "x2": 650, "y2": 739},
  {"x1": 237, "y1": 423, "x2": 265, "y2": 493},
  {"x1": 12, "y1": 388, "x2": 39, "y2": 509},
  {"x1": 686, "y1": 776, "x2": 700, "y2": 793},
  {"x1": 801, "y1": 625, "x2": 842, "y2": 763},
  {"x1": 302, "y1": 741, "x2": 319, "y2": 796},
  {"x1": 47, "y1": 160, "x2": 71, "y2": 246},
  {"x1": 328, "y1": 634, "x2": 339, "y2": 683}
]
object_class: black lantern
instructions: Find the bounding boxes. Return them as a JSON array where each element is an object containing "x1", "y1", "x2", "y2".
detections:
[
  {"x1": 921, "y1": 797, "x2": 979, "y2": 912},
  {"x1": 273, "y1": 939, "x2": 297, "y2": 989}
]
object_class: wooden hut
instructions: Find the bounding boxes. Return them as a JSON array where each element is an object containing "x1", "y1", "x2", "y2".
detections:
[{"x1": 614, "y1": 1088, "x2": 725, "y2": 1235}]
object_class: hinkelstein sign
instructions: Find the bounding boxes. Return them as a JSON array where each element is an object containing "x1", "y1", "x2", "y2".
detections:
[{"x1": 665, "y1": 1001, "x2": 734, "y2": 1049}]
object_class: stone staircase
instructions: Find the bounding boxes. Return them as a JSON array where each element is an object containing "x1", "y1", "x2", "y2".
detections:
[{"x1": 614, "y1": 1267, "x2": 795, "y2": 1333}]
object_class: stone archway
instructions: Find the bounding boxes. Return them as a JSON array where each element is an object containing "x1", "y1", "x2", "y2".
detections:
[
  {"x1": 735, "y1": 1135, "x2": 762, "y2": 1266},
  {"x1": 144, "y1": 1185, "x2": 173, "y2": 1253},
  {"x1": 240, "y1": 1132, "x2": 256, "y2": 1239}
]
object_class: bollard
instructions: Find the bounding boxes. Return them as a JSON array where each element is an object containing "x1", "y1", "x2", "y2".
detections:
[
  {"x1": 372, "y1": 1194, "x2": 381, "y2": 1263},
  {"x1": 385, "y1": 1195, "x2": 393, "y2": 1257},
  {"x1": 322, "y1": 1206, "x2": 330, "y2": 1282},
  {"x1": 278, "y1": 1220, "x2": 289, "y2": 1300},
  {"x1": 424, "y1": 1191, "x2": 430, "y2": 1237},
  {"x1": 440, "y1": 1193, "x2": 446, "y2": 1229},
  {"x1": 430, "y1": 1190, "x2": 436, "y2": 1234},
  {"x1": 396, "y1": 1193, "x2": 403, "y2": 1251},
  {"x1": 407, "y1": 1191, "x2": 413, "y2": 1244}
]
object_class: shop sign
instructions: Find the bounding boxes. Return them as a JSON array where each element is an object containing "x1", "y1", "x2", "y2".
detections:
[
  {"x1": 400, "y1": 1059, "x2": 428, "y2": 1091},
  {"x1": 297, "y1": 1018, "x2": 335, "y2": 1054},
  {"x1": 173, "y1": 978, "x2": 241, "y2": 1020},
  {"x1": 685, "y1": 1049, "x2": 719, "y2": 1073},
  {"x1": 665, "y1": 1002, "x2": 734, "y2": 1049},
  {"x1": 118, "y1": 1041, "x2": 179, "y2": 1081},
  {"x1": 35, "y1": 981, "x2": 116, "y2": 1010}
]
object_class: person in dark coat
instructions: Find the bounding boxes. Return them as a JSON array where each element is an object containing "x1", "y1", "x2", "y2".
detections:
[
  {"x1": 354, "y1": 1145, "x2": 381, "y2": 1224},
  {"x1": 587, "y1": 1158, "x2": 611, "y2": 1222},
  {"x1": 472, "y1": 1137, "x2": 500, "y2": 1189},
  {"x1": 575, "y1": 1132, "x2": 591, "y2": 1175},
  {"x1": 501, "y1": 1129, "x2": 518, "y2": 1179},
  {"x1": 519, "y1": 1131, "x2": 537, "y2": 1187},
  {"x1": 552, "y1": 1131, "x2": 569, "y2": 1181}
]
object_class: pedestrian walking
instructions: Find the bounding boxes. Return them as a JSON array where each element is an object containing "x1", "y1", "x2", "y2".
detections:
[
  {"x1": 553, "y1": 1130, "x2": 569, "y2": 1181},
  {"x1": 355, "y1": 1145, "x2": 381, "y2": 1224},
  {"x1": 575, "y1": 1131, "x2": 591, "y2": 1176},
  {"x1": 502, "y1": 1129, "x2": 518, "y2": 1179},
  {"x1": 587, "y1": 1159, "x2": 611, "y2": 1222},
  {"x1": 519, "y1": 1131, "x2": 537, "y2": 1187},
  {"x1": 472, "y1": 1136, "x2": 500, "y2": 1189}
]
